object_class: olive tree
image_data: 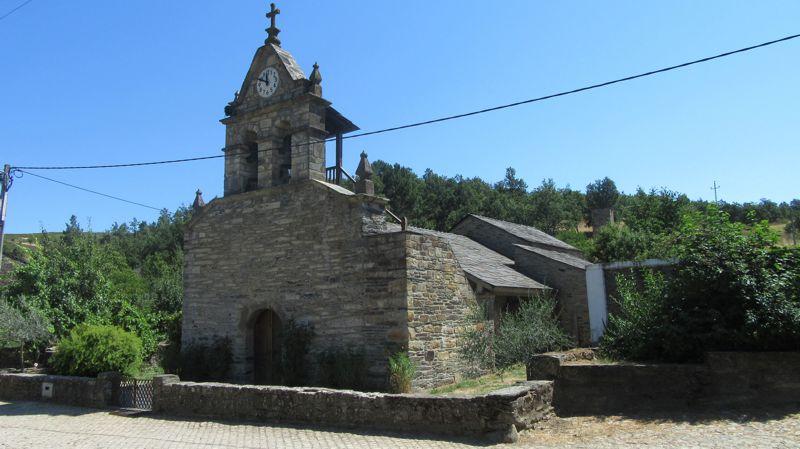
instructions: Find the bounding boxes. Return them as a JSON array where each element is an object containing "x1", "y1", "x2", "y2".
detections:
[{"x1": 0, "y1": 298, "x2": 51, "y2": 370}]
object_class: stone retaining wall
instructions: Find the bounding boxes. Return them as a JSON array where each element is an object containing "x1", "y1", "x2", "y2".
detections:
[
  {"x1": 152, "y1": 375, "x2": 553, "y2": 443},
  {"x1": 538, "y1": 352, "x2": 800, "y2": 415},
  {"x1": 0, "y1": 372, "x2": 118, "y2": 408}
]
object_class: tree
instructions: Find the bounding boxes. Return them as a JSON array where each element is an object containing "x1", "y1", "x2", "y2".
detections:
[
  {"x1": 617, "y1": 188, "x2": 692, "y2": 235},
  {"x1": 585, "y1": 177, "x2": 619, "y2": 211},
  {"x1": 0, "y1": 298, "x2": 51, "y2": 370},
  {"x1": 370, "y1": 160, "x2": 423, "y2": 222},
  {"x1": 495, "y1": 167, "x2": 528, "y2": 196},
  {"x1": 591, "y1": 223, "x2": 653, "y2": 262},
  {"x1": 786, "y1": 199, "x2": 800, "y2": 246}
]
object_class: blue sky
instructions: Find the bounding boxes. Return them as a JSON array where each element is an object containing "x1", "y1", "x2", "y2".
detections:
[{"x1": 1, "y1": 0, "x2": 798, "y2": 233}]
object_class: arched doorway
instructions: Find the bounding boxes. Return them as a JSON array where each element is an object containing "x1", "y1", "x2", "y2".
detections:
[{"x1": 253, "y1": 309, "x2": 282, "y2": 384}]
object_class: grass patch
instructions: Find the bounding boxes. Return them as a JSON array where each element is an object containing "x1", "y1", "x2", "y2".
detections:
[
  {"x1": 769, "y1": 221, "x2": 797, "y2": 247},
  {"x1": 428, "y1": 364, "x2": 526, "y2": 396},
  {"x1": 135, "y1": 363, "x2": 164, "y2": 380}
]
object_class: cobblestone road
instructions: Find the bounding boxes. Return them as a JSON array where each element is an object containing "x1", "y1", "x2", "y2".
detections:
[{"x1": 1, "y1": 401, "x2": 798, "y2": 448}]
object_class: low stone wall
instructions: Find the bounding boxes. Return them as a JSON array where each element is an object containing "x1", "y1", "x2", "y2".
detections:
[
  {"x1": 545, "y1": 352, "x2": 800, "y2": 416},
  {"x1": 153, "y1": 375, "x2": 553, "y2": 443},
  {"x1": 702, "y1": 352, "x2": 800, "y2": 407},
  {"x1": 0, "y1": 372, "x2": 118, "y2": 408}
]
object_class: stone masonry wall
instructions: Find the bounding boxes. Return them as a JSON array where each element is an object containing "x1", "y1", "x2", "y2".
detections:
[
  {"x1": 405, "y1": 233, "x2": 477, "y2": 389},
  {"x1": 223, "y1": 45, "x2": 328, "y2": 195},
  {"x1": 152, "y1": 375, "x2": 553, "y2": 444},
  {"x1": 514, "y1": 248, "x2": 591, "y2": 345},
  {"x1": 182, "y1": 180, "x2": 407, "y2": 389},
  {"x1": 549, "y1": 351, "x2": 800, "y2": 415},
  {"x1": 0, "y1": 372, "x2": 118, "y2": 408}
]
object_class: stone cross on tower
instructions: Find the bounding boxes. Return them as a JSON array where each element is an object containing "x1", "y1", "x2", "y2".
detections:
[{"x1": 265, "y1": 3, "x2": 281, "y2": 46}]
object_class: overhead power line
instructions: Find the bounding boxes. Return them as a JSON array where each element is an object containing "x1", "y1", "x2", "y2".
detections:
[
  {"x1": 0, "y1": 0, "x2": 34, "y2": 22},
  {"x1": 14, "y1": 31, "x2": 800, "y2": 171},
  {"x1": 17, "y1": 170, "x2": 162, "y2": 211}
]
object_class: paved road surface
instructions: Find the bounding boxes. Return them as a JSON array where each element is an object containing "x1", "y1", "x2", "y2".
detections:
[{"x1": 1, "y1": 401, "x2": 798, "y2": 448}]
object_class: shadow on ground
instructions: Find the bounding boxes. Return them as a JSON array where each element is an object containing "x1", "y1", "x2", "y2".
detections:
[
  {"x1": 0, "y1": 400, "x2": 100, "y2": 417},
  {"x1": 557, "y1": 404, "x2": 800, "y2": 425}
]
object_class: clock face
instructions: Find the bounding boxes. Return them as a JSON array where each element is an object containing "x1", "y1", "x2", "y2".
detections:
[{"x1": 256, "y1": 67, "x2": 279, "y2": 98}]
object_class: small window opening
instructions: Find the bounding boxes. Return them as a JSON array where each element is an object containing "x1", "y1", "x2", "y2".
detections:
[
  {"x1": 244, "y1": 140, "x2": 259, "y2": 191},
  {"x1": 277, "y1": 134, "x2": 292, "y2": 184}
]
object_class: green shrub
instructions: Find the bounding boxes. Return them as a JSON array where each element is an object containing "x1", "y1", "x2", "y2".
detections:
[
  {"x1": 556, "y1": 230, "x2": 595, "y2": 259},
  {"x1": 51, "y1": 324, "x2": 142, "y2": 377},
  {"x1": 179, "y1": 336, "x2": 232, "y2": 381},
  {"x1": 277, "y1": 320, "x2": 314, "y2": 386},
  {"x1": 591, "y1": 223, "x2": 653, "y2": 262},
  {"x1": 388, "y1": 352, "x2": 416, "y2": 393},
  {"x1": 493, "y1": 294, "x2": 573, "y2": 370},
  {"x1": 317, "y1": 346, "x2": 367, "y2": 390},
  {"x1": 599, "y1": 271, "x2": 671, "y2": 361},
  {"x1": 458, "y1": 302, "x2": 496, "y2": 375},
  {"x1": 600, "y1": 207, "x2": 800, "y2": 362},
  {"x1": 460, "y1": 295, "x2": 572, "y2": 375}
]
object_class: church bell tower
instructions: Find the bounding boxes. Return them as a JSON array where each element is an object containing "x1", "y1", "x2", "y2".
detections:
[{"x1": 221, "y1": 3, "x2": 358, "y2": 196}]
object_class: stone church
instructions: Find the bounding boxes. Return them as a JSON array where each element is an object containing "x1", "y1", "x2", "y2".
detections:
[{"x1": 182, "y1": 4, "x2": 592, "y2": 390}]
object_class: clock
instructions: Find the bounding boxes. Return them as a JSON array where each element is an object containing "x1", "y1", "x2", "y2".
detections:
[{"x1": 256, "y1": 67, "x2": 279, "y2": 98}]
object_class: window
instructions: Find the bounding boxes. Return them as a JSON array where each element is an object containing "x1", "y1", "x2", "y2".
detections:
[{"x1": 277, "y1": 134, "x2": 292, "y2": 184}]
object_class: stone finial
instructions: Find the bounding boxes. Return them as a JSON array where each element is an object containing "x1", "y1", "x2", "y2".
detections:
[
  {"x1": 309, "y1": 62, "x2": 322, "y2": 85},
  {"x1": 224, "y1": 92, "x2": 239, "y2": 116},
  {"x1": 307, "y1": 62, "x2": 322, "y2": 95},
  {"x1": 354, "y1": 152, "x2": 374, "y2": 195},
  {"x1": 355, "y1": 151, "x2": 373, "y2": 180},
  {"x1": 192, "y1": 189, "x2": 206, "y2": 209},
  {"x1": 265, "y1": 3, "x2": 281, "y2": 46}
]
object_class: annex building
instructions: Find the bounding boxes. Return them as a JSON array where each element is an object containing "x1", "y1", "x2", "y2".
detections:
[{"x1": 182, "y1": 4, "x2": 592, "y2": 390}]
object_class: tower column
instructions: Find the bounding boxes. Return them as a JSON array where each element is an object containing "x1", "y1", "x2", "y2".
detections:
[
  {"x1": 290, "y1": 127, "x2": 327, "y2": 182},
  {"x1": 257, "y1": 138, "x2": 279, "y2": 188},
  {"x1": 224, "y1": 144, "x2": 250, "y2": 195}
]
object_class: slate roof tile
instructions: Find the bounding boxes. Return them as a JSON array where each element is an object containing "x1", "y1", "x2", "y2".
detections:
[
  {"x1": 409, "y1": 227, "x2": 549, "y2": 291},
  {"x1": 516, "y1": 244, "x2": 592, "y2": 269},
  {"x1": 467, "y1": 214, "x2": 578, "y2": 252}
]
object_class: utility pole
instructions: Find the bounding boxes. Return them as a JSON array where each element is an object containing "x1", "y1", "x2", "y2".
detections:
[
  {"x1": 0, "y1": 164, "x2": 11, "y2": 271},
  {"x1": 711, "y1": 180, "x2": 720, "y2": 204}
]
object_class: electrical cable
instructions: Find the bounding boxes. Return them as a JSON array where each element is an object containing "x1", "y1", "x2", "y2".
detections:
[
  {"x1": 17, "y1": 169, "x2": 162, "y2": 211},
  {"x1": 0, "y1": 0, "x2": 34, "y2": 22},
  {"x1": 13, "y1": 31, "x2": 800, "y2": 171}
]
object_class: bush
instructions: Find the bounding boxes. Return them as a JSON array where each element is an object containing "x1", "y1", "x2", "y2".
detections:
[
  {"x1": 591, "y1": 224, "x2": 653, "y2": 262},
  {"x1": 556, "y1": 230, "x2": 595, "y2": 260},
  {"x1": 317, "y1": 346, "x2": 367, "y2": 390},
  {"x1": 458, "y1": 302, "x2": 496, "y2": 375},
  {"x1": 179, "y1": 336, "x2": 232, "y2": 381},
  {"x1": 493, "y1": 295, "x2": 573, "y2": 370},
  {"x1": 459, "y1": 295, "x2": 573, "y2": 375},
  {"x1": 277, "y1": 320, "x2": 314, "y2": 386},
  {"x1": 600, "y1": 206, "x2": 800, "y2": 362},
  {"x1": 388, "y1": 352, "x2": 416, "y2": 393},
  {"x1": 51, "y1": 324, "x2": 142, "y2": 377},
  {"x1": 599, "y1": 271, "x2": 672, "y2": 361}
]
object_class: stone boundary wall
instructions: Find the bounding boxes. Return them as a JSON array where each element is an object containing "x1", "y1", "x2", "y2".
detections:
[
  {"x1": 152, "y1": 375, "x2": 553, "y2": 443},
  {"x1": 532, "y1": 352, "x2": 800, "y2": 415},
  {"x1": 0, "y1": 372, "x2": 118, "y2": 408}
]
